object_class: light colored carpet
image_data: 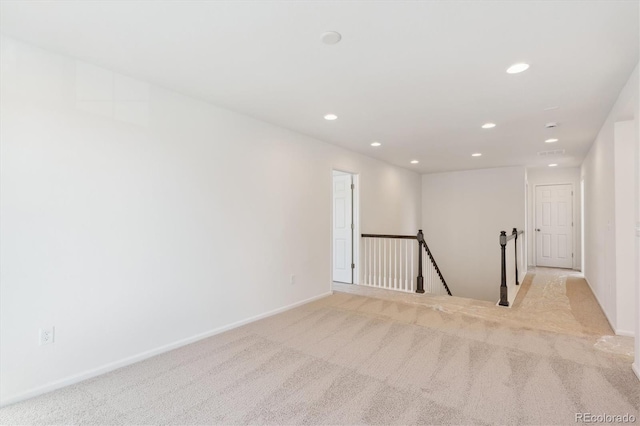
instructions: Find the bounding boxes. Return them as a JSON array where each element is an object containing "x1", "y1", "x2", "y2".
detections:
[
  {"x1": 565, "y1": 276, "x2": 614, "y2": 336},
  {"x1": 337, "y1": 268, "x2": 616, "y2": 339},
  {"x1": 1, "y1": 280, "x2": 638, "y2": 425}
]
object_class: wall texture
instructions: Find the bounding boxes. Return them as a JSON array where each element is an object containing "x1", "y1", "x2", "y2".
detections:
[
  {"x1": 581, "y1": 64, "x2": 638, "y2": 336},
  {"x1": 0, "y1": 37, "x2": 422, "y2": 404},
  {"x1": 421, "y1": 167, "x2": 526, "y2": 302}
]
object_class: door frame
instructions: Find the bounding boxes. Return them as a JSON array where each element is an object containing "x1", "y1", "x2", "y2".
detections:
[
  {"x1": 331, "y1": 168, "x2": 360, "y2": 285},
  {"x1": 581, "y1": 178, "x2": 585, "y2": 273},
  {"x1": 533, "y1": 182, "x2": 575, "y2": 268}
]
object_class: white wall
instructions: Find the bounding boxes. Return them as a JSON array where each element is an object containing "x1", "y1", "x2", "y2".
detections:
[
  {"x1": 614, "y1": 121, "x2": 637, "y2": 335},
  {"x1": 526, "y1": 167, "x2": 581, "y2": 270},
  {"x1": 0, "y1": 36, "x2": 422, "y2": 404},
  {"x1": 581, "y1": 64, "x2": 638, "y2": 336},
  {"x1": 421, "y1": 167, "x2": 526, "y2": 302}
]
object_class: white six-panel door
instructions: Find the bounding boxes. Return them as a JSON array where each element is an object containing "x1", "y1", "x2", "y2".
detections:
[
  {"x1": 535, "y1": 184, "x2": 573, "y2": 268},
  {"x1": 333, "y1": 174, "x2": 353, "y2": 283}
]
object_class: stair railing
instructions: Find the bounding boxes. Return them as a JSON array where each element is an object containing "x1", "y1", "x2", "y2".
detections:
[
  {"x1": 499, "y1": 228, "x2": 524, "y2": 307},
  {"x1": 417, "y1": 230, "x2": 452, "y2": 295},
  {"x1": 360, "y1": 230, "x2": 450, "y2": 295}
]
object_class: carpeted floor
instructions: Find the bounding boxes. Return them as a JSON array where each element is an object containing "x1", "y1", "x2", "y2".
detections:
[
  {"x1": 565, "y1": 276, "x2": 614, "y2": 335},
  {"x1": 1, "y1": 272, "x2": 638, "y2": 425},
  {"x1": 336, "y1": 267, "x2": 617, "y2": 339}
]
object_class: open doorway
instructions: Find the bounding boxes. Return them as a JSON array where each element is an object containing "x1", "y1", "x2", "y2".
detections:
[{"x1": 332, "y1": 170, "x2": 359, "y2": 284}]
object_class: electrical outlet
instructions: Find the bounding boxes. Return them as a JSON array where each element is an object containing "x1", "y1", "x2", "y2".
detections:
[
  {"x1": 290, "y1": 274, "x2": 295, "y2": 285},
  {"x1": 39, "y1": 327, "x2": 55, "y2": 346}
]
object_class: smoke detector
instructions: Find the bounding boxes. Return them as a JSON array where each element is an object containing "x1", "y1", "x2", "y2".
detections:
[{"x1": 321, "y1": 31, "x2": 342, "y2": 45}]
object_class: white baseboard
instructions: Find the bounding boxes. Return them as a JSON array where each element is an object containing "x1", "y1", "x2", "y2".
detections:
[
  {"x1": 633, "y1": 363, "x2": 640, "y2": 381},
  {"x1": 0, "y1": 291, "x2": 333, "y2": 407}
]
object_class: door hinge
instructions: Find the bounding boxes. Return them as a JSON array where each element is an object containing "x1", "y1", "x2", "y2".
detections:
[
  {"x1": 572, "y1": 253, "x2": 574, "y2": 258},
  {"x1": 351, "y1": 263, "x2": 355, "y2": 269},
  {"x1": 351, "y1": 183, "x2": 354, "y2": 190}
]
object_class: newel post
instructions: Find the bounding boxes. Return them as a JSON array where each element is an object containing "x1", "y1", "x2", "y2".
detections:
[
  {"x1": 499, "y1": 231, "x2": 509, "y2": 306},
  {"x1": 416, "y1": 230, "x2": 425, "y2": 293},
  {"x1": 513, "y1": 228, "x2": 519, "y2": 285}
]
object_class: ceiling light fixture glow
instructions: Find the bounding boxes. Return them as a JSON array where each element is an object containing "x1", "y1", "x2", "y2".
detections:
[
  {"x1": 506, "y1": 63, "x2": 530, "y2": 74},
  {"x1": 472, "y1": 153, "x2": 482, "y2": 157},
  {"x1": 324, "y1": 114, "x2": 338, "y2": 121},
  {"x1": 545, "y1": 138, "x2": 559, "y2": 143},
  {"x1": 370, "y1": 142, "x2": 381, "y2": 147},
  {"x1": 410, "y1": 160, "x2": 419, "y2": 164},
  {"x1": 548, "y1": 163, "x2": 558, "y2": 167},
  {"x1": 482, "y1": 123, "x2": 496, "y2": 129}
]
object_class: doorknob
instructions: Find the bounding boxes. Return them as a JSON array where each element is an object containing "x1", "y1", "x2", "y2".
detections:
[{"x1": 536, "y1": 229, "x2": 541, "y2": 231}]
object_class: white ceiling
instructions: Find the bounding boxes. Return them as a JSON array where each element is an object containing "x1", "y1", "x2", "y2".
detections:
[{"x1": 1, "y1": 1, "x2": 638, "y2": 173}]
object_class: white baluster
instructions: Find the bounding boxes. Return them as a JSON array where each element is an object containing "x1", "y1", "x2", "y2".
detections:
[
  {"x1": 425, "y1": 256, "x2": 429, "y2": 293},
  {"x1": 399, "y1": 240, "x2": 404, "y2": 291},
  {"x1": 383, "y1": 239, "x2": 387, "y2": 288},
  {"x1": 376, "y1": 239, "x2": 382, "y2": 287},
  {"x1": 368, "y1": 239, "x2": 371, "y2": 286},
  {"x1": 368, "y1": 238, "x2": 372, "y2": 286},
  {"x1": 434, "y1": 266, "x2": 438, "y2": 295},
  {"x1": 372, "y1": 239, "x2": 375, "y2": 287},
  {"x1": 406, "y1": 240, "x2": 410, "y2": 291},
  {"x1": 387, "y1": 238, "x2": 390, "y2": 289},
  {"x1": 394, "y1": 240, "x2": 397, "y2": 289},
  {"x1": 426, "y1": 260, "x2": 430, "y2": 294},
  {"x1": 433, "y1": 262, "x2": 436, "y2": 294},
  {"x1": 380, "y1": 239, "x2": 383, "y2": 288},
  {"x1": 362, "y1": 238, "x2": 366, "y2": 285},
  {"x1": 372, "y1": 238, "x2": 375, "y2": 287},
  {"x1": 410, "y1": 243, "x2": 414, "y2": 292}
]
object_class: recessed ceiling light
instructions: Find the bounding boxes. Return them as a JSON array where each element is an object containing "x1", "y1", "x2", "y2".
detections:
[
  {"x1": 548, "y1": 163, "x2": 558, "y2": 167},
  {"x1": 472, "y1": 153, "x2": 482, "y2": 157},
  {"x1": 410, "y1": 160, "x2": 419, "y2": 164},
  {"x1": 545, "y1": 138, "x2": 559, "y2": 143},
  {"x1": 321, "y1": 31, "x2": 342, "y2": 45},
  {"x1": 482, "y1": 123, "x2": 496, "y2": 129},
  {"x1": 506, "y1": 63, "x2": 530, "y2": 74},
  {"x1": 370, "y1": 142, "x2": 381, "y2": 147},
  {"x1": 324, "y1": 114, "x2": 338, "y2": 121}
]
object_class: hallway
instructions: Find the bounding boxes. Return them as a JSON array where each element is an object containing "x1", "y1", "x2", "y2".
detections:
[{"x1": 334, "y1": 267, "x2": 632, "y2": 358}]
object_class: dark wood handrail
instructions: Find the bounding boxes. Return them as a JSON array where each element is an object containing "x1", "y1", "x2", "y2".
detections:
[
  {"x1": 361, "y1": 234, "x2": 417, "y2": 239},
  {"x1": 503, "y1": 231, "x2": 522, "y2": 242},
  {"x1": 361, "y1": 231, "x2": 450, "y2": 296},
  {"x1": 417, "y1": 230, "x2": 452, "y2": 296}
]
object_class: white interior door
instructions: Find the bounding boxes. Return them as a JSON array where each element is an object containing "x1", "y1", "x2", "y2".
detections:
[
  {"x1": 535, "y1": 184, "x2": 573, "y2": 268},
  {"x1": 333, "y1": 173, "x2": 353, "y2": 283}
]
